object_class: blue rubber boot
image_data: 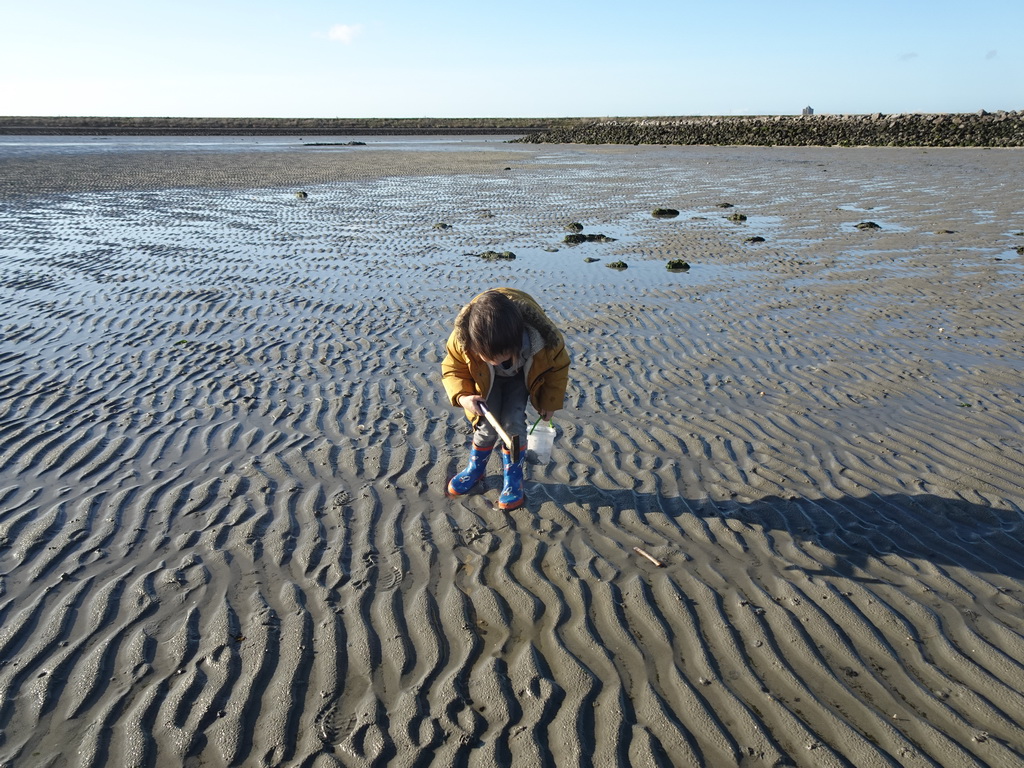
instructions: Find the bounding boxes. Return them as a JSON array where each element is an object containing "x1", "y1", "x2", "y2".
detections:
[
  {"x1": 447, "y1": 443, "x2": 494, "y2": 496},
  {"x1": 499, "y1": 445, "x2": 527, "y2": 511}
]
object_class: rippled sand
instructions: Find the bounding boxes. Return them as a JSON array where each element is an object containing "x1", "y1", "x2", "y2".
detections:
[{"x1": 1, "y1": 140, "x2": 1023, "y2": 767}]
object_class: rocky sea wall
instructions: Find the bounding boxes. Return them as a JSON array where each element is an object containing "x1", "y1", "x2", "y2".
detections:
[
  {"x1": 5, "y1": 113, "x2": 1022, "y2": 146},
  {"x1": 514, "y1": 111, "x2": 1024, "y2": 147}
]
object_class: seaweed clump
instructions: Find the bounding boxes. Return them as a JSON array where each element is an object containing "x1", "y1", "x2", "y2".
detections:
[
  {"x1": 478, "y1": 250, "x2": 516, "y2": 261},
  {"x1": 667, "y1": 259, "x2": 690, "y2": 271},
  {"x1": 564, "y1": 233, "x2": 616, "y2": 245}
]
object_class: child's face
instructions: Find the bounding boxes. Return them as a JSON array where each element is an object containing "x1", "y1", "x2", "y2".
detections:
[{"x1": 482, "y1": 351, "x2": 513, "y2": 367}]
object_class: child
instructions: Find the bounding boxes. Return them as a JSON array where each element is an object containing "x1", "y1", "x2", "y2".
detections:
[{"x1": 442, "y1": 288, "x2": 571, "y2": 510}]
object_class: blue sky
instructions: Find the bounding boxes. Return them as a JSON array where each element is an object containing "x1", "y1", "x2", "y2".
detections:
[{"x1": 1, "y1": 0, "x2": 1020, "y2": 118}]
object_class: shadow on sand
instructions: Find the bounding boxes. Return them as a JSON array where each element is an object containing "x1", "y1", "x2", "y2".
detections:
[{"x1": 526, "y1": 478, "x2": 1024, "y2": 582}]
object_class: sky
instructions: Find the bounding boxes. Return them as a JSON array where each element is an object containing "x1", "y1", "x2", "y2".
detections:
[{"x1": 1, "y1": 0, "x2": 1021, "y2": 118}]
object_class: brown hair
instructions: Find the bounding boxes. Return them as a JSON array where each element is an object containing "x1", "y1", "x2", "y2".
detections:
[{"x1": 465, "y1": 290, "x2": 524, "y2": 360}]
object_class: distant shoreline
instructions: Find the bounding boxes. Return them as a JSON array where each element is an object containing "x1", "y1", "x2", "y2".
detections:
[
  {"x1": 0, "y1": 116, "x2": 559, "y2": 136},
  {"x1": 2, "y1": 112, "x2": 1022, "y2": 146}
]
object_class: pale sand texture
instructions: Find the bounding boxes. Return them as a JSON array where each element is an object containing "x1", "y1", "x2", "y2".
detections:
[{"x1": 1, "y1": 139, "x2": 1023, "y2": 767}]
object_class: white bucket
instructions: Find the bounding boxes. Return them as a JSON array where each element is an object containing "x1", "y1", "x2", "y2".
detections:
[{"x1": 527, "y1": 421, "x2": 556, "y2": 464}]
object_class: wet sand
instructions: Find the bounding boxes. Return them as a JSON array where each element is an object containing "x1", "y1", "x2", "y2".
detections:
[{"x1": 1, "y1": 139, "x2": 1023, "y2": 767}]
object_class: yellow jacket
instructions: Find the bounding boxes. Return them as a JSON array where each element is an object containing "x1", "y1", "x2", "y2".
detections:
[{"x1": 442, "y1": 288, "x2": 571, "y2": 425}]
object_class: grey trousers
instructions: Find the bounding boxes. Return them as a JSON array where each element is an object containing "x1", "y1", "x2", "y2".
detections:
[{"x1": 475, "y1": 372, "x2": 528, "y2": 450}]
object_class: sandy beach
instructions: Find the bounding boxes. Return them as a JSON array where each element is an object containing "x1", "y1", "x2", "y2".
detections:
[{"x1": 1, "y1": 136, "x2": 1023, "y2": 767}]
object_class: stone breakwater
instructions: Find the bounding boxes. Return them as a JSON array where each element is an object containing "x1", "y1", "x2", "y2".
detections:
[{"x1": 515, "y1": 111, "x2": 1024, "y2": 147}]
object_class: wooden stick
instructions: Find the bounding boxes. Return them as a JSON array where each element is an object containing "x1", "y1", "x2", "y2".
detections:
[
  {"x1": 633, "y1": 546, "x2": 663, "y2": 567},
  {"x1": 478, "y1": 403, "x2": 516, "y2": 451}
]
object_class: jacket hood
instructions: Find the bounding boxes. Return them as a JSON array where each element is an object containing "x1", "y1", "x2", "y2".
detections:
[{"x1": 452, "y1": 288, "x2": 562, "y2": 352}]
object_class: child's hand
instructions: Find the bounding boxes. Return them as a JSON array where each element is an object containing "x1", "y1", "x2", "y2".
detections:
[
  {"x1": 458, "y1": 394, "x2": 486, "y2": 415},
  {"x1": 539, "y1": 409, "x2": 557, "y2": 420}
]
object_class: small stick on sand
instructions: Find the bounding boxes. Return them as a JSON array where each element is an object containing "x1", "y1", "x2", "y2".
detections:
[{"x1": 633, "y1": 546, "x2": 663, "y2": 567}]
